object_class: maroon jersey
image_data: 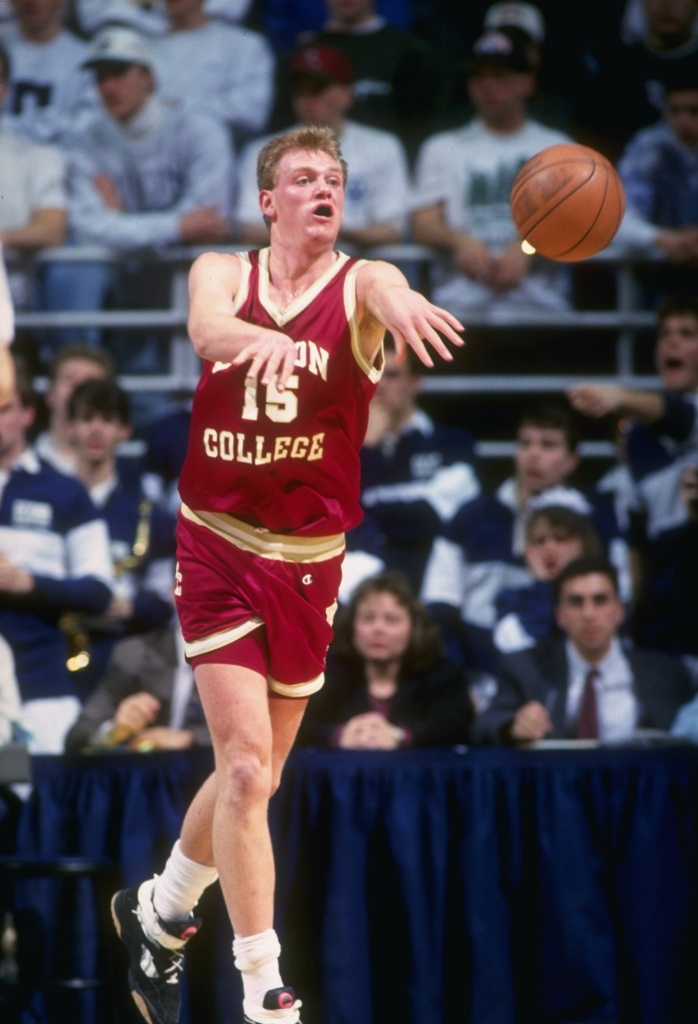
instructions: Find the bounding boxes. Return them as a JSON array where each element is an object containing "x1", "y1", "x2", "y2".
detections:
[{"x1": 178, "y1": 248, "x2": 383, "y2": 537}]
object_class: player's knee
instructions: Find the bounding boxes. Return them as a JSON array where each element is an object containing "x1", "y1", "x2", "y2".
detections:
[{"x1": 218, "y1": 750, "x2": 271, "y2": 807}]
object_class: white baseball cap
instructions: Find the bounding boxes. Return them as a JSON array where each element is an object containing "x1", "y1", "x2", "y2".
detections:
[
  {"x1": 82, "y1": 26, "x2": 153, "y2": 71},
  {"x1": 484, "y1": 2, "x2": 546, "y2": 45}
]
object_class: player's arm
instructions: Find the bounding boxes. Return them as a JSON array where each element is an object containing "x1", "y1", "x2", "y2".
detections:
[
  {"x1": 187, "y1": 251, "x2": 297, "y2": 385},
  {"x1": 356, "y1": 259, "x2": 464, "y2": 368},
  {"x1": 567, "y1": 383, "x2": 665, "y2": 423}
]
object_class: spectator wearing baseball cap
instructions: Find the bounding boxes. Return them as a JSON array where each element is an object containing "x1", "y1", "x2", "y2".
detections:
[
  {"x1": 40, "y1": 24, "x2": 235, "y2": 400},
  {"x1": 236, "y1": 43, "x2": 410, "y2": 250},
  {"x1": 484, "y1": 3, "x2": 546, "y2": 46},
  {"x1": 479, "y1": 3, "x2": 573, "y2": 134},
  {"x1": 297, "y1": 0, "x2": 450, "y2": 163},
  {"x1": 410, "y1": 27, "x2": 577, "y2": 328}
]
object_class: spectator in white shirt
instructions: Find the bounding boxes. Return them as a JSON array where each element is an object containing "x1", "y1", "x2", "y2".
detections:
[
  {"x1": 2, "y1": 0, "x2": 98, "y2": 147},
  {"x1": 236, "y1": 43, "x2": 410, "y2": 248}
]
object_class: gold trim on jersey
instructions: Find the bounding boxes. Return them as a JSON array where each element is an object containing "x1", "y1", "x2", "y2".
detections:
[
  {"x1": 254, "y1": 247, "x2": 353, "y2": 327},
  {"x1": 181, "y1": 504, "x2": 346, "y2": 562},
  {"x1": 184, "y1": 617, "x2": 265, "y2": 661},
  {"x1": 345, "y1": 259, "x2": 384, "y2": 383},
  {"x1": 269, "y1": 672, "x2": 325, "y2": 698},
  {"x1": 231, "y1": 252, "x2": 253, "y2": 312}
]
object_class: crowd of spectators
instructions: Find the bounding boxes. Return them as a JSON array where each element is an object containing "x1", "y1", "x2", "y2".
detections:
[{"x1": 1, "y1": 0, "x2": 698, "y2": 758}]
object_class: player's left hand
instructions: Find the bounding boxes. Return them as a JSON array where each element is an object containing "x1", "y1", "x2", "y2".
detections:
[{"x1": 370, "y1": 285, "x2": 464, "y2": 369}]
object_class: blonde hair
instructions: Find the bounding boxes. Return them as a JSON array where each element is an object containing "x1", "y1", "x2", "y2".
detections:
[{"x1": 256, "y1": 125, "x2": 348, "y2": 191}]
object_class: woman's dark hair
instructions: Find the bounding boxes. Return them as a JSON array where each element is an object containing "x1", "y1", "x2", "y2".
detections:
[
  {"x1": 331, "y1": 570, "x2": 442, "y2": 673},
  {"x1": 525, "y1": 504, "x2": 603, "y2": 558}
]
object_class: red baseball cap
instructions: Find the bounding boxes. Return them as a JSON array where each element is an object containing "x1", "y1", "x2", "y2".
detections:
[{"x1": 290, "y1": 45, "x2": 355, "y2": 86}]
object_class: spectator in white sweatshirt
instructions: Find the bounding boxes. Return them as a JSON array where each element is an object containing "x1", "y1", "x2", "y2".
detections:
[{"x1": 39, "y1": 24, "x2": 234, "y2": 384}]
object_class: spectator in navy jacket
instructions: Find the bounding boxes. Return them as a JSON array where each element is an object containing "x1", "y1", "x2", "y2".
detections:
[
  {"x1": 67, "y1": 377, "x2": 177, "y2": 699},
  {"x1": 346, "y1": 336, "x2": 480, "y2": 596},
  {"x1": 421, "y1": 401, "x2": 630, "y2": 673},
  {"x1": 568, "y1": 293, "x2": 698, "y2": 656},
  {"x1": 0, "y1": 355, "x2": 113, "y2": 752}
]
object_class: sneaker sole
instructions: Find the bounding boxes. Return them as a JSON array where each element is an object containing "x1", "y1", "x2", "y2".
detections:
[{"x1": 111, "y1": 893, "x2": 156, "y2": 1024}]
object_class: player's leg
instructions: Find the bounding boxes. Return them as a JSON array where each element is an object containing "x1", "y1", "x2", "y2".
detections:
[{"x1": 196, "y1": 663, "x2": 306, "y2": 1023}]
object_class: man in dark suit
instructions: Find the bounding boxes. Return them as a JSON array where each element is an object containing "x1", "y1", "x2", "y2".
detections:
[
  {"x1": 64, "y1": 625, "x2": 210, "y2": 753},
  {"x1": 472, "y1": 555, "x2": 693, "y2": 745}
]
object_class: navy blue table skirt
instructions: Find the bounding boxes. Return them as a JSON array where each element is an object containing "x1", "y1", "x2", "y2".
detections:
[{"x1": 4, "y1": 744, "x2": 698, "y2": 1024}]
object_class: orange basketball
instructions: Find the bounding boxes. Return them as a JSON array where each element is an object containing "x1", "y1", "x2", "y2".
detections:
[{"x1": 510, "y1": 143, "x2": 625, "y2": 262}]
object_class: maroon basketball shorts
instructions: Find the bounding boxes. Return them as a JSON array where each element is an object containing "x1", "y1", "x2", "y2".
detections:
[{"x1": 174, "y1": 506, "x2": 345, "y2": 697}]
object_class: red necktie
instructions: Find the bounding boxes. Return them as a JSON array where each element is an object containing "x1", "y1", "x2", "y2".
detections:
[{"x1": 576, "y1": 668, "x2": 599, "y2": 740}]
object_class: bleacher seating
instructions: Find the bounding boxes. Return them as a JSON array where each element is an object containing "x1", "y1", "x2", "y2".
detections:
[{"x1": 7, "y1": 244, "x2": 663, "y2": 486}]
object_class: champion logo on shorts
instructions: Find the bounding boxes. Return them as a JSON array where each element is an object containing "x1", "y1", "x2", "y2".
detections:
[{"x1": 302, "y1": 573, "x2": 313, "y2": 585}]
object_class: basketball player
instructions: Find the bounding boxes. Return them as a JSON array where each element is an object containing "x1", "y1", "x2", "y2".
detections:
[
  {"x1": 110, "y1": 125, "x2": 464, "y2": 1024},
  {"x1": 0, "y1": 243, "x2": 15, "y2": 405}
]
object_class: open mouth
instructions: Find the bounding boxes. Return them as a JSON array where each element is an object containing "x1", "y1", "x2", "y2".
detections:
[
  {"x1": 313, "y1": 204, "x2": 333, "y2": 218},
  {"x1": 662, "y1": 358, "x2": 684, "y2": 370}
]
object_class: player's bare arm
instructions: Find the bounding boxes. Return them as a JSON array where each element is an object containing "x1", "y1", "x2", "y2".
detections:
[
  {"x1": 357, "y1": 259, "x2": 465, "y2": 368},
  {"x1": 188, "y1": 251, "x2": 297, "y2": 386}
]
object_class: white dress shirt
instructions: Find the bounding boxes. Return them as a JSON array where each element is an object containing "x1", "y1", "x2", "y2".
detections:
[{"x1": 565, "y1": 638, "x2": 638, "y2": 741}]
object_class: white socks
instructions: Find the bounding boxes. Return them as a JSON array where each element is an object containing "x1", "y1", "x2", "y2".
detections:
[
  {"x1": 152, "y1": 840, "x2": 219, "y2": 923},
  {"x1": 233, "y1": 929, "x2": 292, "y2": 1015}
]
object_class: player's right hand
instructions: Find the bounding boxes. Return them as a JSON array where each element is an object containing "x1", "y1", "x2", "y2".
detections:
[{"x1": 230, "y1": 329, "x2": 298, "y2": 390}]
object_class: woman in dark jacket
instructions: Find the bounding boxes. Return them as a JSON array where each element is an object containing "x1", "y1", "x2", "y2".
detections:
[{"x1": 297, "y1": 571, "x2": 475, "y2": 749}]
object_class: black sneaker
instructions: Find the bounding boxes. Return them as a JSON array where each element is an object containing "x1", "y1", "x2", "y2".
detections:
[
  {"x1": 111, "y1": 880, "x2": 200, "y2": 1024},
  {"x1": 242, "y1": 985, "x2": 302, "y2": 1023}
]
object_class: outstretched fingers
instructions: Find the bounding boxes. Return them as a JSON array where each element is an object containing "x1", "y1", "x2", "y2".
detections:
[
  {"x1": 231, "y1": 336, "x2": 297, "y2": 389},
  {"x1": 399, "y1": 306, "x2": 465, "y2": 368}
]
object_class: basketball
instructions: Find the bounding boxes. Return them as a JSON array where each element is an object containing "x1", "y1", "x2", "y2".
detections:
[{"x1": 509, "y1": 144, "x2": 625, "y2": 262}]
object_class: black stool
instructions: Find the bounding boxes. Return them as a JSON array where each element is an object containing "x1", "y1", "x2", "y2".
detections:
[{"x1": 0, "y1": 855, "x2": 121, "y2": 1024}]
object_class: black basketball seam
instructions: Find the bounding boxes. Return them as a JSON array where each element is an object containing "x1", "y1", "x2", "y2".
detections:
[
  {"x1": 514, "y1": 163, "x2": 600, "y2": 242},
  {"x1": 511, "y1": 157, "x2": 597, "y2": 199},
  {"x1": 554, "y1": 165, "x2": 610, "y2": 258}
]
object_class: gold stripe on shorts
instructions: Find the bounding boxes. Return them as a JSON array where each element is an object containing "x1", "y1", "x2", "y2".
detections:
[
  {"x1": 181, "y1": 504, "x2": 345, "y2": 562},
  {"x1": 269, "y1": 672, "x2": 325, "y2": 698},
  {"x1": 184, "y1": 617, "x2": 264, "y2": 661}
]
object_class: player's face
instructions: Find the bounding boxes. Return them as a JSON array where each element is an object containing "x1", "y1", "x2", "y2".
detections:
[
  {"x1": 261, "y1": 149, "x2": 344, "y2": 245},
  {"x1": 0, "y1": 390, "x2": 34, "y2": 467},
  {"x1": 46, "y1": 359, "x2": 109, "y2": 419},
  {"x1": 96, "y1": 64, "x2": 154, "y2": 122},
  {"x1": 69, "y1": 409, "x2": 130, "y2": 467},
  {"x1": 665, "y1": 89, "x2": 698, "y2": 146},
  {"x1": 525, "y1": 522, "x2": 586, "y2": 580},
  {"x1": 352, "y1": 591, "x2": 412, "y2": 665},
  {"x1": 515, "y1": 426, "x2": 579, "y2": 496},
  {"x1": 555, "y1": 573, "x2": 624, "y2": 662},
  {"x1": 655, "y1": 314, "x2": 698, "y2": 393},
  {"x1": 292, "y1": 81, "x2": 353, "y2": 133}
]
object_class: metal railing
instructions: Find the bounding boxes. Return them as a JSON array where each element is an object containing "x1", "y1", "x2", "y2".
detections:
[{"x1": 7, "y1": 243, "x2": 663, "y2": 460}]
